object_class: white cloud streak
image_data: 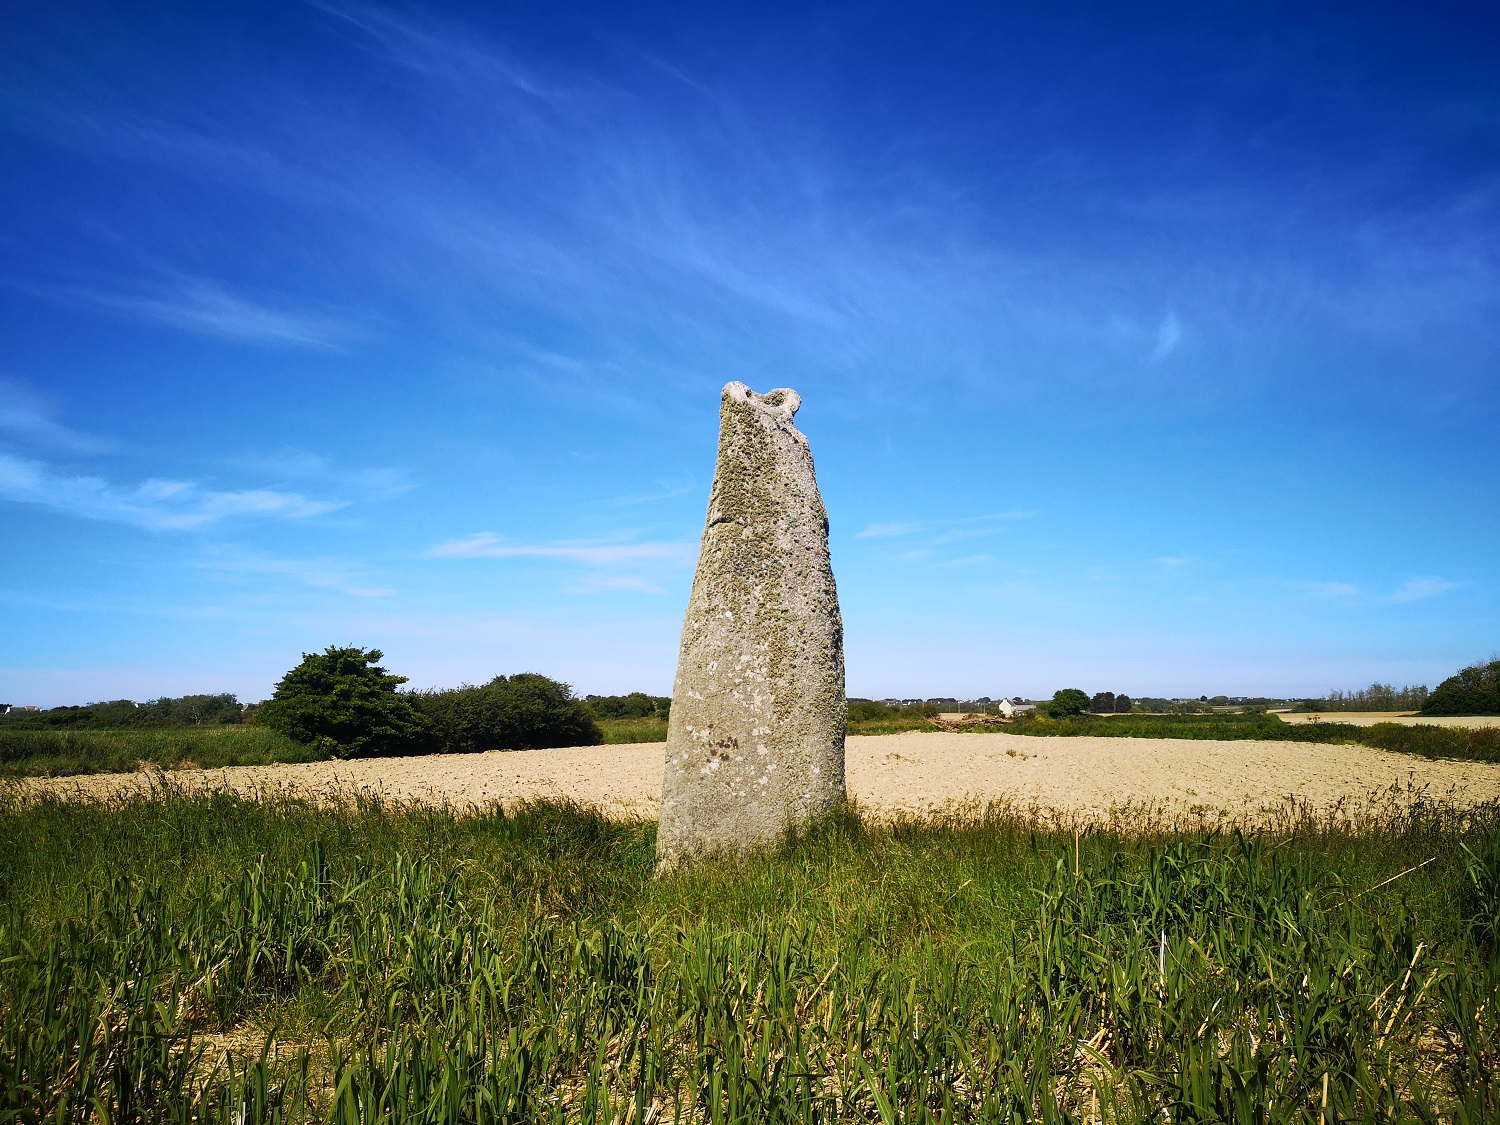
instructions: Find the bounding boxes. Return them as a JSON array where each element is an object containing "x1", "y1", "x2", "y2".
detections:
[
  {"x1": 11, "y1": 0, "x2": 1496, "y2": 427},
  {"x1": 856, "y1": 511, "x2": 1034, "y2": 540},
  {"x1": 1146, "y1": 310, "x2": 1182, "y2": 364},
  {"x1": 311, "y1": 0, "x2": 560, "y2": 98},
  {"x1": 856, "y1": 521, "x2": 921, "y2": 539},
  {"x1": 428, "y1": 532, "x2": 694, "y2": 566},
  {"x1": 610, "y1": 473, "x2": 697, "y2": 506},
  {"x1": 569, "y1": 574, "x2": 669, "y2": 595},
  {"x1": 0, "y1": 380, "x2": 112, "y2": 453},
  {"x1": 197, "y1": 548, "x2": 396, "y2": 597},
  {"x1": 1394, "y1": 576, "x2": 1458, "y2": 602},
  {"x1": 0, "y1": 451, "x2": 344, "y2": 530},
  {"x1": 53, "y1": 278, "x2": 355, "y2": 349},
  {"x1": 223, "y1": 449, "x2": 414, "y2": 498}
]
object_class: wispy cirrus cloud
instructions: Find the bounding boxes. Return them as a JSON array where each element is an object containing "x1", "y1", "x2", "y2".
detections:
[
  {"x1": 856, "y1": 511, "x2": 1034, "y2": 542},
  {"x1": 856, "y1": 520, "x2": 922, "y2": 539},
  {"x1": 1393, "y1": 576, "x2": 1458, "y2": 602},
  {"x1": 610, "y1": 471, "x2": 697, "y2": 507},
  {"x1": 311, "y1": 0, "x2": 560, "y2": 98},
  {"x1": 1146, "y1": 309, "x2": 1183, "y2": 364},
  {"x1": 42, "y1": 277, "x2": 356, "y2": 349},
  {"x1": 568, "y1": 574, "x2": 669, "y2": 596},
  {"x1": 196, "y1": 548, "x2": 395, "y2": 597},
  {"x1": 428, "y1": 532, "x2": 694, "y2": 566},
  {"x1": 224, "y1": 449, "x2": 414, "y2": 499},
  {"x1": 0, "y1": 380, "x2": 112, "y2": 453},
  {"x1": 17, "y1": 0, "x2": 1496, "y2": 429},
  {"x1": 0, "y1": 451, "x2": 344, "y2": 530},
  {"x1": 1299, "y1": 576, "x2": 1460, "y2": 603}
]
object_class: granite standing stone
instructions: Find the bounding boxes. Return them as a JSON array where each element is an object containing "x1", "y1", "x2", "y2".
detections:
[{"x1": 657, "y1": 382, "x2": 846, "y2": 867}]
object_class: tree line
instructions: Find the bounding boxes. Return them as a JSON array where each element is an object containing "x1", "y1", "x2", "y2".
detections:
[
  {"x1": 1307, "y1": 683, "x2": 1430, "y2": 712},
  {"x1": 9, "y1": 652, "x2": 1494, "y2": 759},
  {"x1": 0, "y1": 694, "x2": 246, "y2": 730}
]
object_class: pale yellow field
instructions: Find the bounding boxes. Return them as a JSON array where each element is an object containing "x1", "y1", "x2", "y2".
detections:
[
  {"x1": 1271, "y1": 711, "x2": 1499, "y2": 728},
  {"x1": 20, "y1": 731, "x2": 1500, "y2": 827}
]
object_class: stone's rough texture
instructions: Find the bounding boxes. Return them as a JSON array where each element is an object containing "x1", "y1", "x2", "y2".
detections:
[{"x1": 657, "y1": 382, "x2": 846, "y2": 866}]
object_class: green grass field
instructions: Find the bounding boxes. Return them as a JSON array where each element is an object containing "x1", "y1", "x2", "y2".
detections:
[
  {"x1": 848, "y1": 717, "x2": 946, "y2": 736},
  {"x1": 1, "y1": 788, "x2": 1496, "y2": 1121},
  {"x1": 1003, "y1": 713, "x2": 1500, "y2": 763},
  {"x1": 0, "y1": 726, "x2": 326, "y2": 778},
  {"x1": 597, "y1": 716, "x2": 670, "y2": 744}
]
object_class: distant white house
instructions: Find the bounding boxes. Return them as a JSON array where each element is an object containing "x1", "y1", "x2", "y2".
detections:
[{"x1": 996, "y1": 698, "x2": 1035, "y2": 718}]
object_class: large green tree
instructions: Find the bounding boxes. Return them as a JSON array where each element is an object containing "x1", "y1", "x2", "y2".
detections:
[
  {"x1": 1421, "y1": 659, "x2": 1500, "y2": 716},
  {"x1": 1046, "y1": 688, "x2": 1091, "y2": 718},
  {"x1": 256, "y1": 646, "x2": 428, "y2": 757}
]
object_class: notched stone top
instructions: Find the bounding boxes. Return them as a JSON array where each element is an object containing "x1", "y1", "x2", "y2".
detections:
[{"x1": 723, "y1": 381, "x2": 802, "y2": 426}]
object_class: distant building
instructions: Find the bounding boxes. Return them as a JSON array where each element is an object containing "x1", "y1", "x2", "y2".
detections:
[{"x1": 997, "y1": 698, "x2": 1035, "y2": 717}]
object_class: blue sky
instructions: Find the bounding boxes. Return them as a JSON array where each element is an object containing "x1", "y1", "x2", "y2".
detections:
[{"x1": 2, "y1": 1, "x2": 1496, "y2": 706}]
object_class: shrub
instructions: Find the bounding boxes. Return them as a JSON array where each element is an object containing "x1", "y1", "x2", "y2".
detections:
[
  {"x1": 255, "y1": 646, "x2": 429, "y2": 758},
  {"x1": 846, "y1": 700, "x2": 942, "y2": 730},
  {"x1": 848, "y1": 700, "x2": 896, "y2": 723},
  {"x1": 583, "y1": 693, "x2": 670, "y2": 720},
  {"x1": 1421, "y1": 659, "x2": 1500, "y2": 716},
  {"x1": 1357, "y1": 721, "x2": 1500, "y2": 763},
  {"x1": 412, "y1": 674, "x2": 601, "y2": 753}
]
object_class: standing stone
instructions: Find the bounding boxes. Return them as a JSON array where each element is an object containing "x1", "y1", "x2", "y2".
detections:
[{"x1": 657, "y1": 382, "x2": 846, "y2": 867}]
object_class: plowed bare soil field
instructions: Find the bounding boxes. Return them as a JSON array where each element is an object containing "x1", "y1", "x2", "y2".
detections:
[{"x1": 19, "y1": 731, "x2": 1500, "y2": 826}]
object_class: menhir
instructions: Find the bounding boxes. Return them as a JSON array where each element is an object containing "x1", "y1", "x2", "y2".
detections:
[{"x1": 657, "y1": 382, "x2": 846, "y2": 867}]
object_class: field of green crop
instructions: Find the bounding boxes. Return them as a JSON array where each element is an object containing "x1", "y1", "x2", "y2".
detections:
[
  {"x1": 1003, "y1": 713, "x2": 1500, "y2": 763},
  {"x1": 2, "y1": 787, "x2": 1496, "y2": 1121},
  {"x1": 848, "y1": 717, "x2": 946, "y2": 736},
  {"x1": 597, "y1": 716, "x2": 671, "y2": 744},
  {"x1": 0, "y1": 726, "x2": 326, "y2": 778}
]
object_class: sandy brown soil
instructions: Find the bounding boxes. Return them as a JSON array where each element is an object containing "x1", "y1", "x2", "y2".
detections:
[
  {"x1": 17, "y1": 732, "x2": 1500, "y2": 826},
  {"x1": 1271, "y1": 711, "x2": 1498, "y2": 729}
]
